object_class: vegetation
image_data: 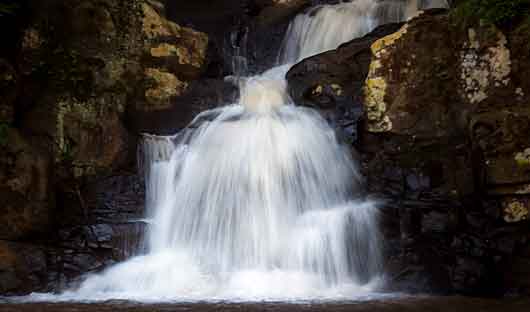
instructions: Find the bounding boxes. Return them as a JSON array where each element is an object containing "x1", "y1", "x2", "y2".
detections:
[
  {"x1": 452, "y1": 0, "x2": 530, "y2": 27},
  {"x1": 0, "y1": 123, "x2": 9, "y2": 146},
  {"x1": 0, "y1": 1, "x2": 19, "y2": 17}
]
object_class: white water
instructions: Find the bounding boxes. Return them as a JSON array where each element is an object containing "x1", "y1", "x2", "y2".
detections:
[
  {"x1": 28, "y1": 0, "x2": 448, "y2": 303},
  {"x1": 280, "y1": 0, "x2": 449, "y2": 63}
]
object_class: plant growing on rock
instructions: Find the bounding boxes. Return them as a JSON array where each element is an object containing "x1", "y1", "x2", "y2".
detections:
[
  {"x1": 0, "y1": 1, "x2": 18, "y2": 17},
  {"x1": 453, "y1": 0, "x2": 530, "y2": 27}
]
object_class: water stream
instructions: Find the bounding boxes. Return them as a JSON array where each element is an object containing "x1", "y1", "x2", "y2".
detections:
[{"x1": 29, "y1": 0, "x2": 448, "y2": 302}]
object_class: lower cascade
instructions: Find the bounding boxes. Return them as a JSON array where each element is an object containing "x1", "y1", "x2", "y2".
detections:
[
  {"x1": 68, "y1": 66, "x2": 383, "y2": 301},
  {"x1": 30, "y1": 0, "x2": 448, "y2": 302}
]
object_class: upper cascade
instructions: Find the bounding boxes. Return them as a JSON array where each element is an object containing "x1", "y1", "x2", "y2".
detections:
[{"x1": 279, "y1": 0, "x2": 449, "y2": 64}]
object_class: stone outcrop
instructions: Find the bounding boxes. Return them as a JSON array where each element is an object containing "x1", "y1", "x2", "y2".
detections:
[
  {"x1": 287, "y1": 9, "x2": 530, "y2": 296},
  {"x1": 0, "y1": 0, "x2": 209, "y2": 294},
  {"x1": 286, "y1": 23, "x2": 404, "y2": 140},
  {"x1": 361, "y1": 11, "x2": 530, "y2": 295}
]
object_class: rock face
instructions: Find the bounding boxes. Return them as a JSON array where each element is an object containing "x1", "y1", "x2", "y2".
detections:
[
  {"x1": 360, "y1": 10, "x2": 530, "y2": 295},
  {"x1": 288, "y1": 9, "x2": 530, "y2": 295},
  {"x1": 0, "y1": 0, "x2": 209, "y2": 294}
]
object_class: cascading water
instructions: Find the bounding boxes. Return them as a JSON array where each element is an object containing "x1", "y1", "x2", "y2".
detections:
[
  {"x1": 31, "y1": 0, "x2": 448, "y2": 302},
  {"x1": 279, "y1": 0, "x2": 449, "y2": 63}
]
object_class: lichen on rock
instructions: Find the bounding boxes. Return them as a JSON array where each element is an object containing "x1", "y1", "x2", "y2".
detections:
[
  {"x1": 363, "y1": 24, "x2": 409, "y2": 133},
  {"x1": 503, "y1": 198, "x2": 529, "y2": 223},
  {"x1": 515, "y1": 148, "x2": 530, "y2": 167},
  {"x1": 144, "y1": 68, "x2": 188, "y2": 109},
  {"x1": 459, "y1": 28, "x2": 511, "y2": 104},
  {"x1": 21, "y1": 28, "x2": 43, "y2": 51}
]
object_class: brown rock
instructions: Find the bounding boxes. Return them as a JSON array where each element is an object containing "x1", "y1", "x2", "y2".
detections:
[
  {"x1": 144, "y1": 68, "x2": 188, "y2": 110},
  {"x1": 0, "y1": 241, "x2": 47, "y2": 294}
]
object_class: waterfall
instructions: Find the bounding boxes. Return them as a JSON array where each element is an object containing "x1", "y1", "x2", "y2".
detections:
[
  {"x1": 34, "y1": 0, "x2": 448, "y2": 302},
  {"x1": 280, "y1": 0, "x2": 449, "y2": 63}
]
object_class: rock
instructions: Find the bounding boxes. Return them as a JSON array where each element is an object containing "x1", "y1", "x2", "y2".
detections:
[
  {"x1": 451, "y1": 256, "x2": 489, "y2": 294},
  {"x1": 127, "y1": 78, "x2": 238, "y2": 135},
  {"x1": 0, "y1": 129, "x2": 52, "y2": 240},
  {"x1": 0, "y1": 241, "x2": 47, "y2": 294},
  {"x1": 253, "y1": 0, "x2": 310, "y2": 29},
  {"x1": 357, "y1": 10, "x2": 530, "y2": 295},
  {"x1": 143, "y1": 68, "x2": 188, "y2": 109},
  {"x1": 0, "y1": 59, "x2": 16, "y2": 124},
  {"x1": 141, "y1": 3, "x2": 208, "y2": 80},
  {"x1": 287, "y1": 23, "x2": 403, "y2": 139},
  {"x1": 0, "y1": 0, "x2": 212, "y2": 294},
  {"x1": 23, "y1": 94, "x2": 131, "y2": 179},
  {"x1": 363, "y1": 12, "x2": 461, "y2": 136},
  {"x1": 421, "y1": 211, "x2": 451, "y2": 234},
  {"x1": 503, "y1": 198, "x2": 529, "y2": 223}
]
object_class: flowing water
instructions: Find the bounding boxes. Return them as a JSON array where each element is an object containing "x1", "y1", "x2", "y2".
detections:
[{"x1": 27, "y1": 0, "x2": 448, "y2": 303}]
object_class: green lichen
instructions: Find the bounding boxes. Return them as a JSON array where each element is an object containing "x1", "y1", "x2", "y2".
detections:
[{"x1": 515, "y1": 149, "x2": 530, "y2": 167}]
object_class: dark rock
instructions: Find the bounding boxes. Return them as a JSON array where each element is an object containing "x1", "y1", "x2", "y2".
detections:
[
  {"x1": 286, "y1": 23, "x2": 404, "y2": 138},
  {"x1": 0, "y1": 59, "x2": 17, "y2": 123},
  {"x1": 421, "y1": 211, "x2": 451, "y2": 234},
  {"x1": 0, "y1": 129, "x2": 53, "y2": 240},
  {"x1": 0, "y1": 241, "x2": 48, "y2": 294},
  {"x1": 127, "y1": 78, "x2": 238, "y2": 135}
]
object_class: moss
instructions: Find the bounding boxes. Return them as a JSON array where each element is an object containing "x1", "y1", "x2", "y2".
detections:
[
  {"x1": 0, "y1": 1, "x2": 19, "y2": 17},
  {"x1": 59, "y1": 137, "x2": 76, "y2": 163},
  {"x1": 451, "y1": 0, "x2": 530, "y2": 28}
]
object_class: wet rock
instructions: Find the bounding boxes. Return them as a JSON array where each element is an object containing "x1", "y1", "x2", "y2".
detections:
[
  {"x1": 286, "y1": 23, "x2": 403, "y2": 138},
  {"x1": 421, "y1": 211, "x2": 451, "y2": 234},
  {"x1": 0, "y1": 241, "x2": 47, "y2": 294},
  {"x1": 128, "y1": 78, "x2": 238, "y2": 135},
  {"x1": 451, "y1": 256, "x2": 489, "y2": 294}
]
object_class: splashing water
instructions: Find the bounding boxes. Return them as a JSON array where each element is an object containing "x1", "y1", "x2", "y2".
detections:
[{"x1": 28, "y1": 0, "x2": 448, "y2": 302}]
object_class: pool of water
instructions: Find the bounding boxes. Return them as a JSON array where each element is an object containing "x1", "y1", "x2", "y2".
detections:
[{"x1": 0, "y1": 296, "x2": 529, "y2": 312}]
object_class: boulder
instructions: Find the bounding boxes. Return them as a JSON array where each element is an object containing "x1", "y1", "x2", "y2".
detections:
[{"x1": 286, "y1": 23, "x2": 404, "y2": 139}]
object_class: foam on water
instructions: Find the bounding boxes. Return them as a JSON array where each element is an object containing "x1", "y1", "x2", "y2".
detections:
[{"x1": 26, "y1": 0, "x2": 448, "y2": 302}]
